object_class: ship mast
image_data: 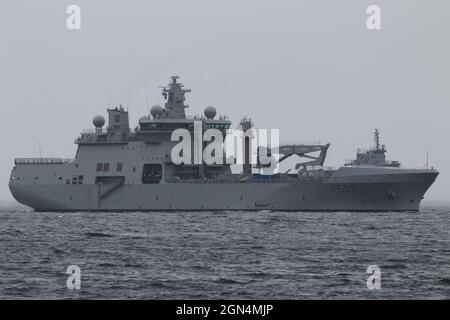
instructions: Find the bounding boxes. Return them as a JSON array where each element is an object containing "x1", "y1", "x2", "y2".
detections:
[
  {"x1": 161, "y1": 76, "x2": 191, "y2": 119},
  {"x1": 374, "y1": 128, "x2": 380, "y2": 150}
]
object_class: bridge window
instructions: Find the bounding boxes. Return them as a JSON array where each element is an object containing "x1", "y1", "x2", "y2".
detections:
[
  {"x1": 96, "y1": 163, "x2": 110, "y2": 172},
  {"x1": 142, "y1": 164, "x2": 162, "y2": 184}
]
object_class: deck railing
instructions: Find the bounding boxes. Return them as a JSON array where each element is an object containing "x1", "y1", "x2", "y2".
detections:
[{"x1": 14, "y1": 158, "x2": 73, "y2": 165}]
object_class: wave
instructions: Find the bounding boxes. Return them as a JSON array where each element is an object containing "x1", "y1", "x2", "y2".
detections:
[{"x1": 85, "y1": 232, "x2": 115, "y2": 238}]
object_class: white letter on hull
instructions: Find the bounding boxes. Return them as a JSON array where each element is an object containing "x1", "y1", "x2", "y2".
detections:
[
  {"x1": 193, "y1": 121, "x2": 203, "y2": 165},
  {"x1": 171, "y1": 128, "x2": 192, "y2": 165},
  {"x1": 203, "y1": 128, "x2": 224, "y2": 165}
]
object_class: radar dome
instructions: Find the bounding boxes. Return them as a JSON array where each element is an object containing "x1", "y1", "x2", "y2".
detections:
[
  {"x1": 138, "y1": 116, "x2": 150, "y2": 125},
  {"x1": 93, "y1": 115, "x2": 105, "y2": 128},
  {"x1": 204, "y1": 106, "x2": 217, "y2": 119},
  {"x1": 239, "y1": 117, "x2": 253, "y2": 131},
  {"x1": 151, "y1": 105, "x2": 163, "y2": 118}
]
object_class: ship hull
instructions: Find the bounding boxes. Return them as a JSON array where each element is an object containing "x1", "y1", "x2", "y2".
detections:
[{"x1": 9, "y1": 170, "x2": 438, "y2": 212}]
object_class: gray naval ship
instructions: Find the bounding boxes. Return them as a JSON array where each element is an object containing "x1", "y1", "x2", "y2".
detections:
[{"x1": 9, "y1": 76, "x2": 438, "y2": 212}]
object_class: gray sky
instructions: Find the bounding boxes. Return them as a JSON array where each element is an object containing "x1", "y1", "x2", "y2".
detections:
[{"x1": 1, "y1": 0, "x2": 449, "y2": 202}]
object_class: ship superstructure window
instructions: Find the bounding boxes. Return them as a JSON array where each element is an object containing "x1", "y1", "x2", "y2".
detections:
[
  {"x1": 96, "y1": 163, "x2": 110, "y2": 172},
  {"x1": 142, "y1": 164, "x2": 162, "y2": 184},
  {"x1": 117, "y1": 163, "x2": 123, "y2": 172},
  {"x1": 78, "y1": 175, "x2": 83, "y2": 184}
]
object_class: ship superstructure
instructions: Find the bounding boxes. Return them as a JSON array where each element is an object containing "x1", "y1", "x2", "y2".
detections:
[{"x1": 9, "y1": 77, "x2": 438, "y2": 211}]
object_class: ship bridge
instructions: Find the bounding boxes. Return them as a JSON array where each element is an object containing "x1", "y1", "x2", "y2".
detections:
[{"x1": 345, "y1": 129, "x2": 400, "y2": 167}]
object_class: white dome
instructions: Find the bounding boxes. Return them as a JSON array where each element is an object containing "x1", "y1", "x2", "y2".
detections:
[{"x1": 138, "y1": 116, "x2": 150, "y2": 124}]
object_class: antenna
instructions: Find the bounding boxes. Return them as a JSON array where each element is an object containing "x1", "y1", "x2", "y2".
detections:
[
  {"x1": 374, "y1": 128, "x2": 380, "y2": 150},
  {"x1": 108, "y1": 93, "x2": 113, "y2": 108},
  {"x1": 38, "y1": 142, "x2": 43, "y2": 159},
  {"x1": 144, "y1": 89, "x2": 150, "y2": 115},
  {"x1": 426, "y1": 151, "x2": 429, "y2": 169}
]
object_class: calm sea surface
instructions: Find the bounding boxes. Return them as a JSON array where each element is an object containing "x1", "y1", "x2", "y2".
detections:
[{"x1": 0, "y1": 205, "x2": 449, "y2": 299}]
